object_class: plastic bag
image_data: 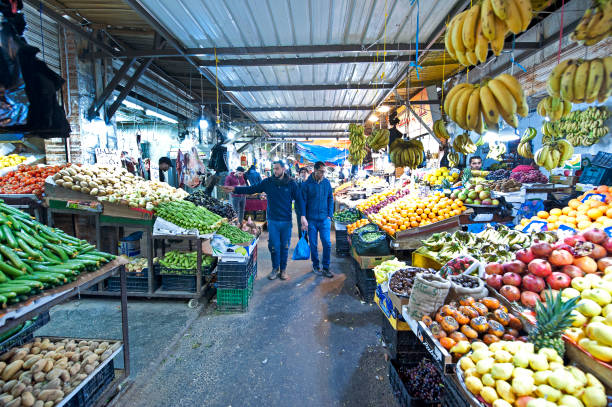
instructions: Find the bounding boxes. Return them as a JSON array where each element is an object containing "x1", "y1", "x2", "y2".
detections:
[
  {"x1": 352, "y1": 230, "x2": 390, "y2": 256},
  {"x1": 292, "y1": 231, "x2": 310, "y2": 260}
]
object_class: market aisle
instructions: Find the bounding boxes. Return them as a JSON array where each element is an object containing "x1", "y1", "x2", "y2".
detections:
[{"x1": 117, "y1": 221, "x2": 400, "y2": 407}]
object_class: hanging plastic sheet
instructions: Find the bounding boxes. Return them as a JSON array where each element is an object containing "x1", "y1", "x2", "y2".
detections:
[{"x1": 296, "y1": 143, "x2": 347, "y2": 166}]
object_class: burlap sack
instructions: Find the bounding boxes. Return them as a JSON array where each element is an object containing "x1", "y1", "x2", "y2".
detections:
[
  {"x1": 406, "y1": 273, "x2": 451, "y2": 321},
  {"x1": 448, "y1": 275, "x2": 488, "y2": 302}
]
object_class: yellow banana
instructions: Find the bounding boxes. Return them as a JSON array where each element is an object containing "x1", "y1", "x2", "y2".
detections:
[
  {"x1": 474, "y1": 18, "x2": 489, "y2": 63},
  {"x1": 448, "y1": 86, "x2": 471, "y2": 124},
  {"x1": 599, "y1": 56, "x2": 612, "y2": 102},
  {"x1": 513, "y1": 0, "x2": 533, "y2": 32},
  {"x1": 571, "y1": 8, "x2": 593, "y2": 42},
  {"x1": 444, "y1": 83, "x2": 471, "y2": 115},
  {"x1": 466, "y1": 87, "x2": 481, "y2": 130},
  {"x1": 558, "y1": 139, "x2": 574, "y2": 162},
  {"x1": 480, "y1": 0, "x2": 496, "y2": 41},
  {"x1": 547, "y1": 59, "x2": 572, "y2": 97},
  {"x1": 462, "y1": 4, "x2": 480, "y2": 50},
  {"x1": 563, "y1": 100, "x2": 572, "y2": 116},
  {"x1": 550, "y1": 148, "x2": 561, "y2": 170},
  {"x1": 573, "y1": 60, "x2": 590, "y2": 102},
  {"x1": 491, "y1": 17, "x2": 507, "y2": 55},
  {"x1": 587, "y1": 2, "x2": 612, "y2": 38},
  {"x1": 479, "y1": 85, "x2": 500, "y2": 126},
  {"x1": 452, "y1": 11, "x2": 468, "y2": 54},
  {"x1": 505, "y1": 0, "x2": 523, "y2": 34},
  {"x1": 490, "y1": 0, "x2": 508, "y2": 20},
  {"x1": 537, "y1": 98, "x2": 547, "y2": 117},
  {"x1": 495, "y1": 74, "x2": 525, "y2": 107},
  {"x1": 560, "y1": 61, "x2": 577, "y2": 102},
  {"x1": 465, "y1": 50, "x2": 478, "y2": 66},
  {"x1": 585, "y1": 59, "x2": 604, "y2": 102},
  {"x1": 454, "y1": 88, "x2": 474, "y2": 129},
  {"x1": 475, "y1": 110, "x2": 486, "y2": 135},
  {"x1": 488, "y1": 79, "x2": 518, "y2": 126},
  {"x1": 445, "y1": 19, "x2": 457, "y2": 59}
]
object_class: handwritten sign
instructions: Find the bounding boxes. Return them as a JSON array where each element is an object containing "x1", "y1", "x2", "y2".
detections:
[
  {"x1": 95, "y1": 148, "x2": 121, "y2": 167},
  {"x1": 150, "y1": 160, "x2": 160, "y2": 182}
]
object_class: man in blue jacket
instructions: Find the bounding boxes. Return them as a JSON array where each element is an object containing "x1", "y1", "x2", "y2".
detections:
[
  {"x1": 223, "y1": 161, "x2": 303, "y2": 281},
  {"x1": 300, "y1": 161, "x2": 334, "y2": 278}
]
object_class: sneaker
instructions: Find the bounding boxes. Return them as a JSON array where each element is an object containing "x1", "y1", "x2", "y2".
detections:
[
  {"x1": 322, "y1": 269, "x2": 333, "y2": 278},
  {"x1": 268, "y1": 269, "x2": 280, "y2": 280},
  {"x1": 279, "y1": 270, "x2": 289, "y2": 280},
  {"x1": 312, "y1": 267, "x2": 323, "y2": 276}
]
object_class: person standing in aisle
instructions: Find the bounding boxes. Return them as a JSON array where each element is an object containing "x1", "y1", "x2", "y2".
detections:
[
  {"x1": 245, "y1": 164, "x2": 262, "y2": 186},
  {"x1": 224, "y1": 166, "x2": 247, "y2": 224},
  {"x1": 295, "y1": 167, "x2": 310, "y2": 240},
  {"x1": 300, "y1": 161, "x2": 334, "y2": 278},
  {"x1": 222, "y1": 161, "x2": 303, "y2": 281}
]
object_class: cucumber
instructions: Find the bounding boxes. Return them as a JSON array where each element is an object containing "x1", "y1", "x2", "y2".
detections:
[
  {"x1": 44, "y1": 243, "x2": 68, "y2": 262},
  {"x1": 0, "y1": 203, "x2": 30, "y2": 219},
  {"x1": 17, "y1": 239, "x2": 42, "y2": 260},
  {"x1": 2, "y1": 280, "x2": 43, "y2": 289},
  {"x1": 0, "y1": 285, "x2": 30, "y2": 295},
  {"x1": 6, "y1": 215, "x2": 22, "y2": 231},
  {"x1": 88, "y1": 251, "x2": 115, "y2": 261},
  {"x1": 16, "y1": 275, "x2": 59, "y2": 285},
  {"x1": 15, "y1": 231, "x2": 43, "y2": 250},
  {"x1": 33, "y1": 272, "x2": 67, "y2": 283},
  {"x1": 17, "y1": 222, "x2": 34, "y2": 235},
  {"x1": 1, "y1": 225, "x2": 17, "y2": 249},
  {"x1": 33, "y1": 265, "x2": 78, "y2": 276},
  {"x1": 0, "y1": 261, "x2": 24, "y2": 278},
  {"x1": 0, "y1": 291, "x2": 17, "y2": 299},
  {"x1": 0, "y1": 244, "x2": 28, "y2": 272},
  {"x1": 0, "y1": 270, "x2": 7, "y2": 283},
  {"x1": 41, "y1": 248, "x2": 61, "y2": 263},
  {"x1": 0, "y1": 294, "x2": 7, "y2": 306}
]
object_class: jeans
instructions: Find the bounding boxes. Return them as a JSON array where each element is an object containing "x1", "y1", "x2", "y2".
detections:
[
  {"x1": 231, "y1": 195, "x2": 246, "y2": 223},
  {"x1": 267, "y1": 220, "x2": 292, "y2": 271},
  {"x1": 308, "y1": 218, "x2": 331, "y2": 270}
]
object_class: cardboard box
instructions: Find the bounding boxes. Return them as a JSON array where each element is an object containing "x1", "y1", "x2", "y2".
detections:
[
  {"x1": 388, "y1": 290, "x2": 410, "y2": 314},
  {"x1": 550, "y1": 175, "x2": 578, "y2": 186},
  {"x1": 350, "y1": 246, "x2": 394, "y2": 270}
]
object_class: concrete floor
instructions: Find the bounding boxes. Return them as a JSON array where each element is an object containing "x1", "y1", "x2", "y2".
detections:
[{"x1": 37, "y1": 223, "x2": 400, "y2": 407}]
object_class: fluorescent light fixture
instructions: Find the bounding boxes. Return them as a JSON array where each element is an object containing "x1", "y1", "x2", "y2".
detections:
[
  {"x1": 145, "y1": 109, "x2": 178, "y2": 124},
  {"x1": 377, "y1": 105, "x2": 391, "y2": 113},
  {"x1": 121, "y1": 100, "x2": 144, "y2": 111},
  {"x1": 498, "y1": 132, "x2": 520, "y2": 142},
  {"x1": 483, "y1": 131, "x2": 497, "y2": 144},
  {"x1": 199, "y1": 119, "x2": 209, "y2": 130},
  {"x1": 368, "y1": 114, "x2": 378, "y2": 122},
  {"x1": 436, "y1": 87, "x2": 442, "y2": 92},
  {"x1": 227, "y1": 131, "x2": 236, "y2": 140}
]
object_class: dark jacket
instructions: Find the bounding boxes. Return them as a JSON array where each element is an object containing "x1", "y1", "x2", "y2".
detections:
[
  {"x1": 234, "y1": 175, "x2": 303, "y2": 222},
  {"x1": 301, "y1": 174, "x2": 334, "y2": 221},
  {"x1": 208, "y1": 143, "x2": 228, "y2": 173},
  {"x1": 245, "y1": 168, "x2": 262, "y2": 186}
]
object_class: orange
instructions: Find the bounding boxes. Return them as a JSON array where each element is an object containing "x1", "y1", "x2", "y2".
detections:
[
  {"x1": 547, "y1": 222, "x2": 559, "y2": 230},
  {"x1": 587, "y1": 208, "x2": 604, "y2": 220},
  {"x1": 520, "y1": 218, "x2": 529, "y2": 225},
  {"x1": 587, "y1": 199, "x2": 604, "y2": 208},
  {"x1": 577, "y1": 204, "x2": 590, "y2": 213},
  {"x1": 428, "y1": 213, "x2": 435, "y2": 219},
  {"x1": 400, "y1": 225, "x2": 407, "y2": 230},
  {"x1": 568, "y1": 209, "x2": 578, "y2": 218},
  {"x1": 568, "y1": 199, "x2": 581, "y2": 209},
  {"x1": 596, "y1": 185, "x2": 609, "y2": 193},
  {"x1": 410, "y1": 221, "x2": 418, "y2": 227},
  {"x1": 550, "y1": 208, "x2": 562, "y2": 216},
  {"x1": 562, "y1": 207, "x2": 572, "y2": 215},
  {"x1": 424, "y1": 208, "x2": 431, "y2": 214},
  {"x1": 577, "y1": 220, "x2": 592, "y2": 230},
  {"x1": 416, "y1": 208, "x2": 423, "y2": 215},
  {"x1": 537, "y1": 211, "x2": 549, "y2": 219},
  {"x1": 606, "y1": 207, "x2": 612, "y2": 218},
  {"x1": 547, "y1": 215, "x2": 559, "y2": 223}
]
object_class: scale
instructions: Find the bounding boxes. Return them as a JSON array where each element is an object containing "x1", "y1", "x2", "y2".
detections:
[{"x1": 579, "y1": 152, "x2": 612, "y2": 186}]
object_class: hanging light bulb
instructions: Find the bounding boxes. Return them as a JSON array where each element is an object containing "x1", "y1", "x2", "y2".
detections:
[
  {"x1": 376, "y1": 105, "x2": 391, "y2": 113},
  {"x1": 368, "y1": 114, "x2": 378, "y2": 122}
]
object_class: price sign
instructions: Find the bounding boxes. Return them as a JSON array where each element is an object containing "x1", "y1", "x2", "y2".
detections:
[
  {"x1": 95, "y1": 148, "x2": 122, "y2": 167},
  {"x1": 522, "y1": 220, "x2": 548, "y2": 233},
  {"x1": 150, "y1": 160, "x2": 160, "y2": 182},
  {"x1": 581, "y1": 193, "x2": 606, "y2": 203}
]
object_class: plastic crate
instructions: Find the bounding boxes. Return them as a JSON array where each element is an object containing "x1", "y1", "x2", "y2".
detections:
[
  {"x1": 381, "y1": 313, "x2": 428, "y2": 363},
  {"x1": 159, "y1": 273, "x2": 197, "y2": 292},
  {"x1": 217, "y1": 273, "x2": 255, "y2": 313},
  {"x1": 441, "y1": 373, "x2": 471, "y2": 407},
  {"x1": 0, "y1": 312, "x2": 51, "y2": 354},
  {"x1": 64, "y1": 359, "x2": 115, "y2": 407},
  {"x1": 217, "y1": 252, "x2": 256, "y2": 289},
  {"x1": 354, "y1": 261, "x2": 376, "y2": 302},
  {"x1": 389, "y1": 359, "x2": 442, "y2": 407},
  {"x1": 107, "y1": 267, "x2": 159, "y2": 293}
]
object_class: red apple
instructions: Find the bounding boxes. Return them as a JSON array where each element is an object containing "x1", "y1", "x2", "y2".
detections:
[
  {"x1": 485, "y1": 262, "x2": 503, "y2": 275},
  {"x1": 528, "y1": 258, "x2": 552, "y2": 278},
  {"x1": 502, "y1": 272, "x2": 522, "y2": 287},
  {"x1": 502, "y1": 260, "x2": 527, "y2": 275},
  {"x1": 548, "y1": 249, "x2": 574, "y2": 266},
  {"x1": 561, "y1": 264, "x2": 584, "y2": 279},
  {"x1": 531, "y1": 241, "x2": 553, "y2": 258},
  {"x1": 500, "y1": 285, "x2": 521, "y2": 302},
  {"x1": 486, "y1": 274, "x2": 503, "y2": 290},
  {"x1": 515, "y1": 248, "x2": 535, "y2": 264},
  {"x1": 540, "y1": 289, "x2": 560, "y2": 302},
  {"x1": 546, "y1": 272, "x2": 571, "y2": 290},
  {"x1": 583, "y1": 228, "x2": 607, "y2": 244},
  {"x1": 564, "y1": 234, "x2": 586, "y2": 246},
  {"x1": 522, "y1": 274, "x2": 546, "y2": 293},
  {"x1": 521, "y1": 291, "x2": 541, "y2": 308}
]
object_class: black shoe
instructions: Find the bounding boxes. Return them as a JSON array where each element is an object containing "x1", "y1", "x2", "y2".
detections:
[
  {"x1": 322, "y1": 269, "x2": 333, "y2": 278},
  {"x1": 313, "y1": 268, "x2": 323, "y2": 276},
  {"x1": 268, "y1": 269, "x2": 280, "y2": 280}
]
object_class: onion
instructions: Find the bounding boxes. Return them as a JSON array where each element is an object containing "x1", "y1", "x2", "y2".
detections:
[
  {"x1": 597, "y1": 257, "x2": 612, "y2": 272},
  {"x1": 602, "y1": 238, "x2": 612, "y2": 254},
  {"x1": 573, "y1": 256, "x2": 598, "y2": 274},
  {"x1": 589, "y1": 244, "x2": 607, "y2": 260},
  {"x1": 582, "y1": 228, "x2": 607, "y2": 244},
  {"x1": 531, "y1": 241, "x2": 552, "y2": 258}
]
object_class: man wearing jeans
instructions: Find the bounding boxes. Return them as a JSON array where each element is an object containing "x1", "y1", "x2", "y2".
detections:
[
  {"x1": 222, "y1": 161, "x2": 303, "y2": 281},
  {"x1": 300, "y1": 161, "x2": 334, "y2": 278},
  {"x1": 224, "y1": 166, "x2": 247, "y2": 224}
]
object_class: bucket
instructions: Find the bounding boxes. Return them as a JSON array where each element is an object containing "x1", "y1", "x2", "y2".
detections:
[{"x1": 119, "y1": 231, "x2": 143, "y2": 257}]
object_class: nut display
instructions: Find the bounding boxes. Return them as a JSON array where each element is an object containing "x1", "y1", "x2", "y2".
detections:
[
  {"x1": 389, "y1": 267, "x2": 432, "y2": 297},
  {"x1": 450, "y1": 275, "x2": 480, "y2": 289},
  {"x1": 488, "y1": 179, "x2": 522, "y2": 192}
]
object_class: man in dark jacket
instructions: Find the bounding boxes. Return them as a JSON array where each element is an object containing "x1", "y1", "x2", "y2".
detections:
[
  {"x1": 244, "y1": 165, "x2": 262, "y2": 186},
  {"x1": 223, "y1": 161, "x2": 303, "y2": 281},
  {"x1": 300, "y1": 161, "x2": 334, "y2": 278},
  {"x1": 295, "y1": 167, "x2": 309, "y2": 239}
]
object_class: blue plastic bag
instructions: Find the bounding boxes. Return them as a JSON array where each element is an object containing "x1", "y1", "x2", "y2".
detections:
[{"x1": 292, "y1": 231, "x2": 310, "y2": 260}]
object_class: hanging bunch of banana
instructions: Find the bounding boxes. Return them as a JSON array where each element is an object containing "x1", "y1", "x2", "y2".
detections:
[
  {"x1": 474, "y1": 133, "x2": 485, "y2": 147},
  {"x1": 570, "y1": 0, "x2": 612, "y2": 46},
  {"x1": 452, "y1": 133, "x2": 477, "y2": 154},
  {"x1": 547, "y1": 57, "x2": 612, "y2": 104},
  {"x1": 445, "y1": 0, "x2": 532, "y2": 67},
  {"x1": 348, "y1": 124, "x2": 366, "y2": 165},
  {"x1": 389, "y1": 139, "x2": 424, "y2": 169},
  {"x1": 534, "y1": 139, "x2": 575, "y2": 171},
  {"x1": 366, "y1": 128, "x2": 390, "y2": 151},
  {"x1": 541, "y1": 121, "x2": 562, "y2": 144},
  {"x1": 433, "y1": 120, "x2": 451, "y2": 141},
  {"x1": 448, "y1": 151, "x2": 461, "y2": 168},
  {"x1": 536, "y1": 96, "x2": 572, "y2": 122},
  {"x1": 517, "y1": 127, "x2": 536, "y2": 158},
  {"x1": 444, "y1": 74, "x2": 528, "y2": 132},
  {"x1": 487, "y1": 141, "x2": 507, "y2": 161},
  {"x1": 531, "y1": 0, "x2": 553, "y2": 11}
]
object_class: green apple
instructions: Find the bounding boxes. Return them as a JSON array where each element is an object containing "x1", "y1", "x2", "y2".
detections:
[
  {"x1": 571, "y1": 277, "x2": 591, "y2": 292},
  {"x1": 571, "y1": 310, "x2": 587, "y2": 327},
  {"x1": 563, "y1": 287, "x2": 581, "y2": 299},
  {"x1": 577, "y1": 299, "x2": 602, "y2": 317}
]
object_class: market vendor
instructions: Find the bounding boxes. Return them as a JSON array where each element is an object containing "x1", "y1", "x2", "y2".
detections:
[
  {"x1": 224, "y1": 166, "x2": 247, "y2": 224},
  {"x1": 439, "y1": 138, "x2": 450, "y2": 168},
  {"x1": 388, "y1": 114, "x2": 402, "y2": 146},
  {"x1": 469, "y1": 155, "x2": 483, "y2": 171},
  {"x1": 158, "y1": 157, "x2": 174, "y2": 185},
  {"x1": 222, "y1": 160, "x2": 303, "y2": 281}
]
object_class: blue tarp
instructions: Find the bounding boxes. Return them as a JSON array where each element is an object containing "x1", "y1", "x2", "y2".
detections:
[{"x1": 296, "y1": 143, "x2": 347, "y2": 165}]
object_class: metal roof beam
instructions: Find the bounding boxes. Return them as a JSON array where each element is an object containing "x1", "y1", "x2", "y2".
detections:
[
  {"x1": 87, "y1": 58, "x2": 135, "y2": 119},
  {"x1": 107, "y1": 58, "x2": 155, "y2": 120},
  {"x1": 265, "y1": 135, "x2": 349, "y2": 139},
  {"x1": 226, "y1": 84, "x2": 393, "y2": 92},
  {"x1": 267, "y1": 130, "x2": 349, "y2": 133},
  {"x1": 248, "y1": 101, "x2": 438, "y2": 112},
  {"x1": 259, "y1": 120, "x2": 355, "y2": 124},
  {"x1": 115, "y1": 85, "x2": 187, "y2": 121},
  {"x1": 105, "y1": 42, "x2": 541, "y2": 58}
]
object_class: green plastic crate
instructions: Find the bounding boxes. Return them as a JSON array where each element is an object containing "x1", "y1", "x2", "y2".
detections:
[{"x1": 217, "y1": 273, "x2": 254, "y2": 312}]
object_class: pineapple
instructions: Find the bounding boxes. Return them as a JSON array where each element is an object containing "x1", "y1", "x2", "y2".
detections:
[
  {"x1": 462, "y1": 168, "x2": 472, "y2": 188},
  {"x1": 529, "y1": 290, "x2": 579, "y2": 357},
  {"x1": 441, "y1": 178, "x2": 452, "y2": 196}
]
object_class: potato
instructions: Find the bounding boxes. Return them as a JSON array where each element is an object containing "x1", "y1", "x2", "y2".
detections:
[
  {"x1": 0, "y1": 363, "x2": 5, "y2": 373},
  {"x1": 83, "y1": 355, "x2": 98, "y2": 365},
  {"x1": 61, "y1": 176, "x2": 72, "y2": 183},
  {"x1": 42, "y1": 360, "x2": 53, "y2": 374},
  {"x1": 2, "y1": 381, "x2": 16, "y2": 392},
  {"x1": 83, "y1": 365, "x2": 94, "y2": 375},
  {"x1": 32, "y1": 373, "x2": 44, "y2": 384},
  {"x1": 74, "y1": 374, "x2": 86, "y2": 382},
  {"x1": 37, "y1": 389, "x2": 63, "y2": 402},
  {"x1": 9, "y1": 383, "x2": 24, "y2": 397},
  {"x1": 21, "y1": 391, "x2": 34, "y2": 407},
  {"x1": 0, "y1": 394, "x2": 13, "y2": 406},
  {"x1": 58, "y1": 370, "x2": 69, "y2": 383},
  {"x1": 32, "y1": 401, "x2": 43, "y2": 407},
  {"x1": 9, "y1": 350, "x2": 27, "y2": 364},
  {"x1": 30, "y1": 360, "x2": 46, "y2": 374},
  {"x1": 39, "y1": 340, "x2": 50, "y2": 351},
  {"x1": 99, "y1": 342, "x2": 109, "y2": 350},
  {"x1": 18, "y1": 372, "x2": 31, "y2": 385},
  {"x1": 0, "y1": 350, "x2": 16, "y2": 363},
  {"x1": 68, "y1": 364, "x2": 80, "y2": 377},
  {"x1": 100, "y1": 350, "x2": 113, "y2": 361},
  {"x1": 23, "y1": 357, "x2": 40, "y2": 371},
  {"x1": 45, "y1": 369, "x2": 61, "y2": 382},
  {"x1": 42, "y1": 379, "x2": 60, "y2": 391},
  {"x1": 69, "y1": 353, "x2": 79, "y2": 363},
  {"x1": 4, "y1": 397, "x2": 20, "y2": 407},
  {"x1": 54, "y1": 358, "x2": 67, "y2": 370},
  {"x1": 1, "y1": 361, "x2": 23, "y2": 381}
]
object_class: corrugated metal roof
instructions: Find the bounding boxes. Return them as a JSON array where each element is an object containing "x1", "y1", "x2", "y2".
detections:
[{"x1": 136, "y1": 0, "x2": 464, "y2": 134}]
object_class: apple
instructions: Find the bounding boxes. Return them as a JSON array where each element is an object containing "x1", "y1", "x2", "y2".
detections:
[
  {"x1": 528, "y1": 259, "x2": 552, "y2": 278},
  {"x1": 468, "y1": 191, "x2": 478, "y2": 200},
  {"x1": 561, "y1": 265, "x2": 584, "y2": 279},
  {"x1": 546, "y1": 272, "x2": 571, "y2": 290},
  {"x1": 521, "y1": 291, "x2": 541, "y2": 308},
  {"x1": 522, "y1": 274, "x2": 546, "y2": 293},
  {"x1": 515, "y1": 249, "x2": 535, "y2": 264},
  {"x1": 502, "y1": 272, "x2": 522, "y2": 287},
  {"x1": 487, "y1": 274, "x2": 503, "y2": 290},
  {"x1": 473, "y1": 199, "x2": 482, "y2": 205},
  {"x1": 479, "y1": 190, "x2": 491, "y2": 200},
  {"x1": 531, "y1": 241, "x2": 553, "y2": 258},
  {"x1": 491, "y1": 199, "x2": 500, "y2": 206},
  {"x1": 475, "y1": 184, "x2": 483, "y2": 193},
  {"x1": 465, "y1": 198, "x2": 474, "y2": 204},
  {"x1": 540, "y1": 289, "x2": 560, "y2": 302},
  {"x1": 503, "y1": 260, "x2": 527, "y2": 274},
  {"x1": 500, "y1": 285, "x2": 521, "y2": 302},
  {"x1": 482, "y1": 199, "x2": 492, "y2": 205},
  {"x1": 485, "y1": 262, "x2": 503, "y2": 275}
]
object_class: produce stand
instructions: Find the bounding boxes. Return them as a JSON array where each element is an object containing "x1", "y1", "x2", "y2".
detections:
[
  {"x1": 0, "y1": 257, "x2": 132, "y2": 406},
  {"x1": 390, "y1": 214, "x2": 463, "y2": 251},
  {"x1": 47, "y1": 199, "x2": 103, "y2": 251}
]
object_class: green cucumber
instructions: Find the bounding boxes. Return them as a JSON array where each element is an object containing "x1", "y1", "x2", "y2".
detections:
[
  {"x1": 0, "y1": 260, "x2": 24, "y2": 278},
  {"x1": 6, "y1": 215, "x2": 22, "y2": 231},
  {"x1": 15, "y1": 231, "x2": 43, "y2": 250},
  {"x1": 0, "y1": 291, "x2": 17, "y2": 299},
  {"x1": 0, "y1": 285, "x2": 30, "y2": 295},
  {"x1": 43, "y1": 243, "x2": 68, "y2": 262},
  {"x1": 41, "y1": 248, "x2": 61, "y2": 262},
  {"x1": 1, "y1": 225, "x2": 17, "y2": 249},
  {"x1": 2, "y1": 280, "x2": 43, "y2": 289},
  {"x1": 17, "y1": 239, "x2": 42, "y2": 260},
  {"x1": 16, "y1": 275, "x2": 59, "y2": 285},
  {"x1": 33, "y1": 265, "x2": 78, "y2": 276},
  {"x1": 33, "y1": 272, "x2": 67, "y2": 283},
  {"x1": 0, "y1": 244, "x2": 28, "y2": 272}
]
